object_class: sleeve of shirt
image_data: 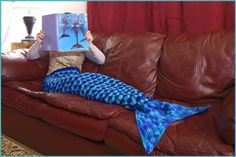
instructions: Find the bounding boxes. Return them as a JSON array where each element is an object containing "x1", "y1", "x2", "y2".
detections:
[
  {"x1": 26, "y1": 41, "x2": 48, "y2": 60},
  {"x1": 85, "y1": 43, "x2": 106, "y2": 65}
]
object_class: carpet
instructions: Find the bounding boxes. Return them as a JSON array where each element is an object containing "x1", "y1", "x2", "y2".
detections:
[{"x1": 1, "y1": 134, "x2": 41, "y2": 156}]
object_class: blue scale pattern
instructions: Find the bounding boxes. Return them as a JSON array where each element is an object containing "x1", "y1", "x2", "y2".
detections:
[{"x1": 43, "y1": 67, "x2": 209, "y2": 154}]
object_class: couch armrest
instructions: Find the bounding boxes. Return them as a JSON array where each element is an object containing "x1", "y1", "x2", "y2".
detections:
[
  {"x1": 214, "y1": 87, "x2": 235, "y2": 145},
  {"x1": 2, "y1": 49, "x2": 49, "y2": 82}
]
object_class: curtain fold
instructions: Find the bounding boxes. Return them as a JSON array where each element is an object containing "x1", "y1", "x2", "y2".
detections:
[{"x1": 87, "y1": 2, "x2": 234, "y2": 34}]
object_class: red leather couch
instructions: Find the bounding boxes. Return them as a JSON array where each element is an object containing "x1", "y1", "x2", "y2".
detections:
[{"x1": 2, "y1": 31, "x2": 234, "y2": 155}]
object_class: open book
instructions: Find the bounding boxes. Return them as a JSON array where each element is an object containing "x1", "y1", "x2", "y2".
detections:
[{"x1": 42, "y1": 13, "x2": 89, "y2": 52}]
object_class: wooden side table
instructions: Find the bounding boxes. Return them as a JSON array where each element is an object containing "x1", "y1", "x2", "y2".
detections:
[{"x1": 11, "y1": 42, "x2": 33, "y2": 50}]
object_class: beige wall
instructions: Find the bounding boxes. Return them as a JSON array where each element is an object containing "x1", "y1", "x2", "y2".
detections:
[{"x1": 1, "y1": 1, "x2": 87, "y2": 52}]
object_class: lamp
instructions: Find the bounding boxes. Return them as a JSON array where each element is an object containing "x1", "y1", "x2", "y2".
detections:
[{"x1": 22, "y1": 11, "x2": 36, "y2": 43}]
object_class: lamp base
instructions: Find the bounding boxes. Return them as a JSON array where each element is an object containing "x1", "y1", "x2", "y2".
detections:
[
  {"x1": 21, "y1": 39, "x2": 36, "y2": 44},
  {"x1": 22, "y1": 16, "x2": 36, "y2": 44}
]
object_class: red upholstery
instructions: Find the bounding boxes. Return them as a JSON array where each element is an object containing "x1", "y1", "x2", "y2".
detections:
[
  {"x1": 2, "y1": 105, "x2": 120, "y2": 155},
  {"x1": 83, "y1": 32, "x2": 166, "y2": 97},
  {"x1": 155, "y1": 31, "x2": 234, "y2": 103},
  {"x1": 2, "y1": 87, "x2": 109, "y2": 141},
  {"x1": 2, "y1": 31, "x2": 234, "y2": 155},
  {"x1": 3, "y1": 79, "x2": 127, "y2": 120},
  {"x1": 2, "y1": 49, "x2": 49, "y2": 81},
  {"x1": 104, "y1": 128, "x2": 169, "y2": 156},
  {"x1": 3, "y1": 79, "x2": 43, "y2": 91},
  {"x1": 107, "y1": 103, "x2": 234, "y2": 155},
  {"x1": 215, "y1": 88, "x2": 235, "y2": 144}
]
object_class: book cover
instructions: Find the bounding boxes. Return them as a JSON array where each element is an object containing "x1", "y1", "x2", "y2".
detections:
[{"x1": 42, "y1": 13, "x2": 89, "y2": 52}]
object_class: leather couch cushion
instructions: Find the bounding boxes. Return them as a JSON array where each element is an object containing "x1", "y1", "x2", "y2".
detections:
[
  {"x1": 2, "y1": 86, "x2": 109, "y2": 141},
  {"x1": 3, "y1": 79, "x2": 42, "y2": 91},
  {"x1": 107, "y1": 101, "x2": 234, "y2": 155},
  {"x1": 38, "y1": 103, "x2": 108, "y2": 141},
  {"x1": 215, "y1": 88, "x2": 235, "y2": 144},
  {"x1": 83, "y1": 32, "x2": 166, "y2": 97},
  {"x1": 35, "y1": 93, "x2": 127, "y2": 120},
  {"x1": 155, "y1": 31, "x2": 234, "y2": 102},
  {"x1": 2, "y1": 49, "x2": 49, "y2": 82},
  {"x1": 2, "y1": 86, "x2": 43, "y2": 117},
  {"x1": 105, "y1": 128, "x2": 168, "y2": 156},
  {"x1": 2, "y1": 105, "x2": 121, "y2": 155},
  {"x1": 3, "y1": 80, "x2": 127, "y2": 120}
]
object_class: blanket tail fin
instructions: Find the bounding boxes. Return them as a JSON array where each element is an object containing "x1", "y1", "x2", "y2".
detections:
[
  {"x1": 135, "y1": 100, "x2": 210, "y2": 154},
  {"x1": 156, "y1": 101, "x2": 210, "y2": 121},
  {"x1": 135, "y1": 110, "x2": 169, "y2": 154}
]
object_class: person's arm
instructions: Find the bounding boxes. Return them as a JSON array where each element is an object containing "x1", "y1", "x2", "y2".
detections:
[
  {"x1": 26, "y1": 31, "x2": 48, "y2": 60},
  {"x1": 85, "y1": 43, "x2": 105, "y2": 65},
  {"x1": 84, "y1": 31, "x2": 106, "y2": 65},
  {"x1": 26, "y1": 41, "x2": 48, "y2": 60}
]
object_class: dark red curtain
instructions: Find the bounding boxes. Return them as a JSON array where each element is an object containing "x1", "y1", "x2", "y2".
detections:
[{"x1": 87, "y1": 2, "x2": 234, "y2": 34}]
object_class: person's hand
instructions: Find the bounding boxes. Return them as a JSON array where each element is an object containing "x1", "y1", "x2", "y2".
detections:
[
  {"x1": 84, "y1": 31, "x2": 93, "y2": 43},
  {"x1": 36, "y1": 30, "x2": 45, "y2": 44}
]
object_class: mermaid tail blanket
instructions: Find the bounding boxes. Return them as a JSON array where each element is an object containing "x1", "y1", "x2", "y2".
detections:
[{"x1": 43, "y1": 67, "x2": 209, "y2": 154}]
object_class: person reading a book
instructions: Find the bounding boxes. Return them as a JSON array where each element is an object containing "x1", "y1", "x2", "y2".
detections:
[{"x1": 27, "y1": 30, "x2": 105, "y2": 74}]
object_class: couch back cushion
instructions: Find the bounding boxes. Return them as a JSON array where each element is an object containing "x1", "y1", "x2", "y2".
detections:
[
  {"x1": 155, "y1": 31, "x2": 234, "y2": 102},
  {"x1": 82, "y1": 32, "x2": 166, "y2": 97}
]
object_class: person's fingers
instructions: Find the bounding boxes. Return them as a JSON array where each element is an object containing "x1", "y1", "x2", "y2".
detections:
[
  {"x1": 86, "y1": 30, "x2": 91, "y2": 34},
  {"x1": 89, "y1": 35, "x2": 93, "y2": 41},
  {"x1": 87, "y1": 37, "x2": 93, "y2": 42},
  {"x1": 36, "y1": 33, "x2": 45, "y2": 42},
  {"x1": 38, "y1": 33, "x2": 45, "y2": 39},
  {"x1": 40, "y1": 30, "x2": 45, "y2": 37},
  {"x1": 86, "y1": 31, "x2": 91, "y2": 36},
  {"x1": 83, "y1": 31, "x2": 93, "y2": 43},
  {"x1": 85, "y1": 35, "x2": 90, "y2": 40},
  {"x1": 38, "y1": 37, "x2": 43, "y2": 41},
  {"x1": 41, "y1": 33, "x2": 45, "y2": 37},
  {"x1": 37, "y1": 31, "x2": 45, "y2": 36},
  {"x1": 37, "y1": 35, "x2": 42, "y2": 40}
]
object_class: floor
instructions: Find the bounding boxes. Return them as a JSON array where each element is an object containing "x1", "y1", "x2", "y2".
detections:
[{"x1": 1, "y1": 134, "x2": 41, "y2": 156}]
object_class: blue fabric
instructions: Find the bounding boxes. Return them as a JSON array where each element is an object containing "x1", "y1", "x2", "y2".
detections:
[{"x1": 43, "y1": 67, "x2": 209, "y2": 154}]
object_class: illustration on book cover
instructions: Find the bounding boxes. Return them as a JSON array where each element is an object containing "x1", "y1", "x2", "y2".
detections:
[{"x1": 42, "y1": 13, "x2": 89, "y2": 52}]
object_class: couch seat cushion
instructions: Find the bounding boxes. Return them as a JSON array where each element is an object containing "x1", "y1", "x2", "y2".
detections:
[
  {"x1": 2, "y1": 86, "x2": 44, "y2": 117},
  {"x1": 107, "y1": 101, "x2": 234, "y2": 155},
  {"x1": 2, "y1": 86, "x2": 110, "y2": 141},
  {"x1": 3, "y1": 79, "x2": 43, "y2": 91},
  {"x1": 35, "y1": 93, "x2": 127, "y2": 120},
  {"x1": 3, "y1": 80, "x2": 127, "y2": 119},
  {"x1": 105, "y1": 127, "x2": 168, "y2": 155}
]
